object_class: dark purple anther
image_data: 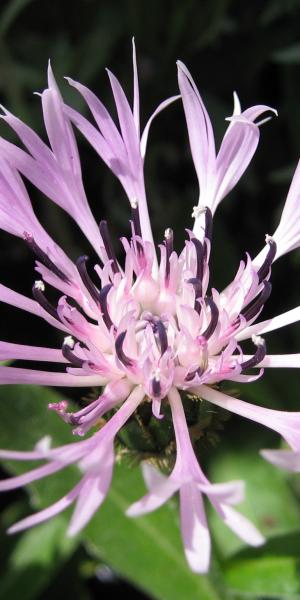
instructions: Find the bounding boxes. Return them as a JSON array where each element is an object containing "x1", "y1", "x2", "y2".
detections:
[
  {"x1": 204, "y1": 207, "x2": 213, "y2": 242},
  {"x1": 99, "y1": 221, "x2": 119, "y2": 275},
  {"x1": 191, "y1": 238, "x2": 204, "y2": 282},
  {"x1": 202, "y1": 296, "x2": 219, "y2": 339},
  {"x1": 241, "y1": 281, "x2": 272, "y2": 322},
  {"x1": 240, "y1": 337, "x2": 266, "y2": 371},
  {"x1": 32, "y1": 281, "x2": 58, "y2": 321},
  {"x1": 99, "y1": 283, "x2": 114, "y2": 330},
  {"x1": 25, "y1": 232, "x2": 70, "y2": 284},
  {"x1": 115, "y1": 331, "x2": 134, "y2": 367},
  {"x1": 62, "y1": 341, "x2": 85, "y2": 368},
  {"x1": 185, "y1": 366, "x2": 203, "y2": 382},
  {"x1": 152, "y1": 377, "x2": 161, "y2": 397},
  {"x1": 188, "y1": 277, "x2": 202, "y2": 314},
  {"x1": 257, "y1": 239, "x2": 277, "y2": 283},
  {"x1": 131, "y1": 202, "x2": 142, "y2": 238},
  {"x1": 76, "y1": 256, "x2": 100, "y2": 304},
  {"x1": 153, "y1": 320, "x2": 168, "y2": 355},
  {"x1": 164, "y1": 228, "x2": 174, "y2": 282}
]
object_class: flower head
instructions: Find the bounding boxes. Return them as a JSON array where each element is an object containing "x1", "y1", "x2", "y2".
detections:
[{"x1": 0, "y1": 41, "x2": 300, "y2": 573}]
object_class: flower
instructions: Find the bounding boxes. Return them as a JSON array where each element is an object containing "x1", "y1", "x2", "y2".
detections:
[{"x1": 0, "y1": 40, "x2": 300, "y2": 573}]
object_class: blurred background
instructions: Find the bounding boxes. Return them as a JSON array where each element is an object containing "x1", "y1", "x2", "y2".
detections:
[{"x1": 1, "y1": 1, "x2": 300, "y2": 598}]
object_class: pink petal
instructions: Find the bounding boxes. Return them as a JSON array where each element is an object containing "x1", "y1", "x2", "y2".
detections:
[
  {"x1": 0, "y1": 341, "x2": 66, "y2": 363},
  {"x1": 197, "y1": 384, "x2": 300, "y2": 451},
  {"x1": 214, "y1": 120, "x2": 259, "y2": 210},
  {"x1": 132, "y1": 37, "x2": 140, "y2": 138},
  {"x1": 0, "y1": 283, "x2": 67, "y2": 332},
  {"x1": 179, "y1": 482, "x2": 211, "y2": 573},
  {"x1": 221, "y1": 504, "x2": 265, "y2": 546},
  {"x1": 68, "y1": 443, "x2": 114, "y2": 536},
  {"x1": 126, "y1": 477, "x2": 178, "y2": 517},
  {"x1": 8, "y1": 481, "x2": 82, "y2": 534},
  {"x1": 177, "y1": 61, "x2": 216, "y2": 206},
  {"x1": 140, "y1": 95, "x2": 180, "y2": 160},
  {"x1": 260, "y1": 448, "x2": 300, "y2": 472},
  {"x1": 237, "y1": 306, "x2": 300, "y2": 342},
  {"x1": 0, "y1": 365, "x2": 107, "y2": 387},
  {"x1": 273, "y1": 160, "x2": 300, "y2": 258}
]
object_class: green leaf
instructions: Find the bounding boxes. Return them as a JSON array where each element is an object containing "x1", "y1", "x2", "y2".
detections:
[
  {"x1": 0, "y1": 385, "x2": 223, "y2": 600},
  {"x1": 208, "y1": 445, "x2": 300, "y2": 559},
  {"x1": 0, "y1": 514, "x2": 76, "y2": 600},
  {"x1": 272, "y1": 43, "x2": 300, "y2": 64},
  {"x1": 224, "y1": 553, "x2": 300, "y2": 598}
]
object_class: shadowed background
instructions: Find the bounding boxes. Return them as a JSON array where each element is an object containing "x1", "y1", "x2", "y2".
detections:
[{"x1": 0, "y1": 1, "x2": 300, "y2": 598}]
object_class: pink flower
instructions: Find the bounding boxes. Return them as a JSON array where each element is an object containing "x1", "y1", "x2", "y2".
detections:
[{"x1": 0, "y1": 41, "x2": 300, "y2": 572}]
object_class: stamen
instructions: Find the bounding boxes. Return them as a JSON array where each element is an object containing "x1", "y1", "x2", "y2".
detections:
[
  {"x1": 62, "y1": 336, "x2": 85, "y2": 368},
  {"x1": 256, "y1": 237, "x2": 277, "y2": 282},
  {"x1": 115, "y1": 331, "x2": 134, "y2": 367},
  {"x1": 191, "y1": 205, "x2": 206, "y2": 219},
  {"x1": 204, "y1": 207, "x2": 213, "y2": 242},
  {"x1": 76, "y1": 256, "x2": 100, "y2": 304},
  {"x1": 99, "y1": 221, "x2": 119, "y2": 274},
  {"x1": 131, "y1": 200, "x2": 142, "y2": 238},
  {"x1": 24, "y1": 232, "x2": 70, "y2": 284},
  {"x1": 191, "y1": 238, "x2": 204, "y2": 281},
  {"x1": 240, "y1": 335, "x2": 266, "y2": 371},
  {"x1": 187, "y1": 277, "x2": 202, "y2": 313},
  {"x1": 202, "y1": 296, "x2": 219, "y2": 339},
  {"x1": 99, "y1": 283, "x2": 114, "y2": 330},
  {"x1": 152, "y1": 320, "x2": 168, "y2": 355},
  {"x1": 185, "y1": 366, "x2": 203, "y2": 382},
  {"x1": 151, "y1": 369, "x2": 161, "y2": 397},
  {"x1": 241, "y1": 280, "x2": 272, "y2": 322},
  {"x1": 164, "y1": 228, "x2": 173, "y2": 282},
  {"x1": 32, "y1": 280, "x2": 58, "y2": 320}
]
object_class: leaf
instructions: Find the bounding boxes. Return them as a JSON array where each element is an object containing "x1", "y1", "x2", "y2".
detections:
[
  {"x1": 224, "y1": 553, "x2": 300, "y2": 598},
  {"x1": 0, "y1": 513, "x2": 76, "y2": 600},
  {"x1": 0, "y1": 385, "x2": 223, "y2": 600},
  {"x1": 208, "y1": 444, "x2": 300, "y2": 559},
  {"x1": 272, "y1": 43, "x2": 300, "y2": 64},
  {"x1": 0, "y1": 0, "x2": 38, "y2": 38}
]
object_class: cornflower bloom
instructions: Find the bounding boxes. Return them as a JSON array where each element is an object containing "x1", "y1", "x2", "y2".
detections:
[{"x1": 0, "y1": 42, "x2": 300, "y2": 573}]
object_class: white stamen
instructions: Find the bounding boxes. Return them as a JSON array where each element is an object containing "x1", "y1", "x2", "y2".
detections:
[
  {"x1": 164, "y1": 228, "x2": 172, "y2": 240},
  {"x1": 130, "y1": 197, "x2": 138, "y2": 209},
  {"x1": 192, "y1": 205, "x2": 207, "y2": 219},
  {"x1": 63, "y1": 335, "x2": 75, "y2": 348},
  {"x1": 265, "y1": 233, "x2": 274, "y2": 244},
  {"x1": 34, "y1": 280, "x2": 45, "y2": 291},
  {"x1": 152, "y1": 367, "x2": 161, "y2": 382},
  {"x1": 252, "y1": 334, "x2": 264, "y2": 346}
]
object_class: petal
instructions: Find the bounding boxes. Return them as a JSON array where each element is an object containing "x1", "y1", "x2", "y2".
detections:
[
  {"x1": 244, "y1": 353, "x2": 300, "y2": 368},
  {"x1": 272, "y1": 160, "x2": 300, "y2": 258},
  {"x1": 0, "y1": 341, "x2": 66, "y2": 363},
  {"x1": 8, "y1": 481, "x2": 82, "y2": 534},
  {"x1": 236, "y1": 306, "x2": 300, "y2": 341},
  {"x1": 140, "y1": 95, "x2": 180, "y2": 160},
  {"x1": 179, "y1": 482, "x2": 211, "y2": 573},
  {"x1": 197, "y1": 384, "x2": 300, "y2": 451},
  {"x1": 68, "y1": 443, "x2": 114, "y2": 536},
  {"x1": 132, "y1": 37, "x2": 140, "y2": 137},
  {"x1": 0, "y1": 365, "x2": 107, "y2": 387},
  {"x1": 0, "y1": 283, "x2": 67, "y2": 332},
  {"x1": 214, "y1": 120, "x2": 259, "y2": 210},
  {"x1": 177, "y1": 61, "x2": 216, "y2": 205},
  {"x1": 260, "y1": 448, "x2": 300, "y2": 472},
  {"x1": 221, "y1": 504, "x2": 265, "y2": 546},
  {"x1": 126, "y1": 477, "x2": 178, "y2": 517}
]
